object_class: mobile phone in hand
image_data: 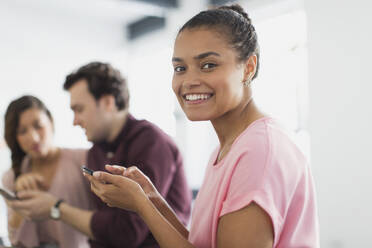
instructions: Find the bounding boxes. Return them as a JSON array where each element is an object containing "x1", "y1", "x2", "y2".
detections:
[
  {"x1": 0, "y1": 187, "x2": 18, "y2": 201},
  {"x1": 81, "y1": 166, "x2": 95, "y2": 176}
]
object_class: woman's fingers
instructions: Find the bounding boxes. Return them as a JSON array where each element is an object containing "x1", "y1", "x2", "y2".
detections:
[
  {"x1": 15, "y1": 174, "x2": 46, "y2": 191},
  {"x1": 27, "y1": 177, "x2": 39, "y2": 190},
  {"x1": 87, "y1": 174, "x2": 123, "y2": 206},
  {"x1": 34, "y1": 174, "x2": 47, "y2": 189},
  {"x1": 18, "y1": 176, "x2": 33, "y2": 191},
  {"x1": 86, "y1": 169, "x2": 148, "y2": 212},
  {"x1": 123, "y1": 166, "x2": 145, "y2": 181},
  {"x1": 105, "y1": 165, "x2": 126, "y2": 175},
  {"x1": 93, "y1": 171, "x2": 121, "y2": 185}
]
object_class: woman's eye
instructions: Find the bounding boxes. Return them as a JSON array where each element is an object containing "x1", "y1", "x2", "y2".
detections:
[
  {"x1": 17, "y1": 129, "x2": 26, "y2": 135},
  {"x1": 174, "y1": 66, "x2": 185, "y2": 72},
  {"x1": 33, "y1": 121, "x2": 44, "y2": 130},
  {"x1": 202, "y1": 63, "x2": 217, "y2": 69}
]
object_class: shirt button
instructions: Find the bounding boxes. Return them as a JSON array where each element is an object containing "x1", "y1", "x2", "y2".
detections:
[{"x1": 107, "y1": 152, "x2": 114, "y2": 159}]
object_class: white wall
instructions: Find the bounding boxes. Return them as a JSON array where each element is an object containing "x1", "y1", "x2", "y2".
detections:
[
  {"x1": 0, "y1": 0, "x2": 132, "y2": 241},
  {"x1": 0, "y1": 0, "x2": 134, "y2": 150},
  {"x1": 306, "y1": 0, "x2": 372, "y2": 247}
]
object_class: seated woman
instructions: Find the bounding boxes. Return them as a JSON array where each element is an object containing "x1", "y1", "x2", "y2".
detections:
[
  {"x1": 2, "y1": 95, "x2": 93, "y2": 248},
  {"x1": 85, "y1": 4, "x2": 319, "y2": 248}
]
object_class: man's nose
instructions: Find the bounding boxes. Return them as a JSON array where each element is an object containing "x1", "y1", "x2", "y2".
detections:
[{"x1": 73, "y1": 115, "x2": 80, "y2": 126}]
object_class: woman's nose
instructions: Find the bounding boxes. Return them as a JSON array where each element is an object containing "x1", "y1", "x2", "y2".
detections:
[
  {"x1": 28, "y1": 129, "x2": 40, "y2": 143},
  {"x1": 183, "y1": 74, "x2": 202, "y2": 89}
]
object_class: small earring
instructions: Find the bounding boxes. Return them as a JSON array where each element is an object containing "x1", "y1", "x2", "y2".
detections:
[{"x1": 243, "y1": 79, "x2": 251, "y2": 87}]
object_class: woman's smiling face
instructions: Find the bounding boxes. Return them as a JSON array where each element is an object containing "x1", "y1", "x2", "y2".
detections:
[{"x1": 172, "y1": 28, "x2": 248, "y2": 122}]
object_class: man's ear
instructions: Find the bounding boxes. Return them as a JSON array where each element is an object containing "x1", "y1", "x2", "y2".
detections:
[
  {"x1": 98, "y1": 95, "x2": 116, "y2": 112},
  {"x1": 243, "y1": 54, "x2": 257, "y2": 82}
]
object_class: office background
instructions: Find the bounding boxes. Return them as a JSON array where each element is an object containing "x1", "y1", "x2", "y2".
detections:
[{"x1": 0, "y1": 0, "x2": 371, "y2": 247}]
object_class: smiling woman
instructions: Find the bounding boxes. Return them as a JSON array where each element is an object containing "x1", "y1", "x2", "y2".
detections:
[
  {"x1": 171, "y1": 28, "x2": 253, "y2": 123},
  {"x1": 86, "y1": 3, "x2": 319, "y2": 248}
]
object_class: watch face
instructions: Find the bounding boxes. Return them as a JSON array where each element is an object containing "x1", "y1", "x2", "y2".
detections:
[{"x1": 51, "y1": 207, "x2": 60, "y2": 219}]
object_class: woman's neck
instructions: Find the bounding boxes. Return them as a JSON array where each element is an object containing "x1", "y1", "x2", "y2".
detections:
[
  {"x1": 212, "y1": 99, "x2": 266, "y2": 150},
  {"x1": 31, "y1": 146, "x2": 60, "y2": 166}
]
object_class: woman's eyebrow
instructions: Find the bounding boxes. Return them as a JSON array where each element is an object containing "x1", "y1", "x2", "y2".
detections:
[
  {"x1": 172, "y1": 57, "x2": 183, "y2": 62},
  {"x1": 194, "y1": 51, "x2": 220, "y2": 60},
  {"x1": 172, "y1": 51, "x2": 220, "y2": 62}
]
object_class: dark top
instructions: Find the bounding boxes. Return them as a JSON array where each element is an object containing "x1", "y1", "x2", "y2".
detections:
[{"x1": 87, "y1": 114, "x2": 192, "y2": 248}]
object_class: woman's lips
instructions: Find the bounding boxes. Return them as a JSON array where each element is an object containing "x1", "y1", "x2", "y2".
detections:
[{"x1": 31, "y1": 144, "x2": 41, "y2": 152}]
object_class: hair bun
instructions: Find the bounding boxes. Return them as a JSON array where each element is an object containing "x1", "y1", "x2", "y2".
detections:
[{"x1": 219, "y1": 4, "x2": 251, "y2": 23}]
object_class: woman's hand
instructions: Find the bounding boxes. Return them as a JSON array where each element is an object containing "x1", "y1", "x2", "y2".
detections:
[
  {"x1": 15, "y1": 173, "x2": 47, "y2": 192},
  {"x1": 8, "y1": 191, "x2": 58, "y2": 221},
  {"x1": 106, "y1": 165, "x2": 160, "y2": 200},
  {"x1": 85, "y1": 169, "x2": 148, "y2": 212},
  {"x1": 86, "y1": 166, "x2": 193, "y2": 248}
]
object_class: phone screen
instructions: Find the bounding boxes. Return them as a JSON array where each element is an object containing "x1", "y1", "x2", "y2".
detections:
[
  {"x1": 0, "y1": 188, "x2": 18, "y2": 201},
  {"x1": 81, "y1": 166, "x2": 94, "y2": 176}
]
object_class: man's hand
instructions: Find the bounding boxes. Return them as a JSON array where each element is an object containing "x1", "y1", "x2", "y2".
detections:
[
  {"x1": 8, "y1": 191, "x2": 57, "y2": 221},
  {"x1": 15, "y1": 173, "x2": 47, "y2": 192}
]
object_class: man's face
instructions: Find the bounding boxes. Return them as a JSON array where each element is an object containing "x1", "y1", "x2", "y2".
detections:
[{"x1": 68, "y1": 79, "x2": 109, "y2": 142}]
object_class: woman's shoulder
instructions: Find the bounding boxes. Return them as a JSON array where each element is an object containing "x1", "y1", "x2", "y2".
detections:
[
  {"x1": 59, "y1": 148, "x2": 88, "y2": 166},
  {"x1": 235, "y1": 117, "x2": 300, "y2": 153},
  {"x1": 231, "y1": 117, "x2": 274, "y2": 156},
  {"x1": 60, "y1": 147, "x2": 88, "y2": 156},
  {"x1": 231, "y1": 117, "x2": 308, "y2": 172}
]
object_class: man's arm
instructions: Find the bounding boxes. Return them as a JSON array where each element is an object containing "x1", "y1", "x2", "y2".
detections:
[
  {"x1": 9, "y1": 190, "x2": 95, "y2": 239},
  {"x1": 59, "y1": 202, "x2": 95, "y2": 239},
  {"x1": 9, "y1": 190, "x2": 151, "y2": 247}
]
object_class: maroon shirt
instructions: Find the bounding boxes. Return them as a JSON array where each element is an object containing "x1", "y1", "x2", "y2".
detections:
[{"x1": 87, "y1": 114, "x2": 192, "y2": 248}]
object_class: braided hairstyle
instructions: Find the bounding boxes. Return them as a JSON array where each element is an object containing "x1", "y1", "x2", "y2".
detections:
[{"x1": 178, "y1": 4, "x2": 260, "y2": 79}]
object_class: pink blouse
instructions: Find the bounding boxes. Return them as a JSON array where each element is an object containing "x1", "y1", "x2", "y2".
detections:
[
  {"x1": 188, "y1": 118, "x2": 319, "y2": 248},
  {"x1": 2, "y1": 148, "x2": 94, "y2": 248}
]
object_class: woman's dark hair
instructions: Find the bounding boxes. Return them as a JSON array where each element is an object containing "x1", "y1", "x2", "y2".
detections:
[
  {"x1": 179, "y1": 4, "x2": 260, "y2": 79},
  {"x1": 4, "y1": 95, "x2": 53, "y2": 179},
  {"x1": 63, "y1": 62, "x2": 130, "y2": 111}
]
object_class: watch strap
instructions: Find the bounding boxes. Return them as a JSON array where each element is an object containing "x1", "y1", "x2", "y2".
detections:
[
  {"x1": 50, "y1": 199, "x2": 64, "y2": 220},
  {"x1": 54, "y1": 199, "x2": 64, "y2": 208}
]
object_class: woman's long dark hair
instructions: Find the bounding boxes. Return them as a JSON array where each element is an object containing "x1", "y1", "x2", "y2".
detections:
[{"x1": 4, "y1": 95, "x2": 53, "y2": 179}]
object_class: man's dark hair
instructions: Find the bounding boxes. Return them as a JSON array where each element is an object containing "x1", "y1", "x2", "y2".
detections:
[{"x1": 63, "y1": 62, "x2": 130, "y2": 110}]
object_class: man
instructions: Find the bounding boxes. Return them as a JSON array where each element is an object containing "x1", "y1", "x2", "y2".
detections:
[{"x1": 11, "y1": 62, "x2": 192, "y2": 248}]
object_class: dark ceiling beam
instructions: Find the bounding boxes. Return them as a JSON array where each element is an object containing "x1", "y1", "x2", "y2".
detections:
[
  {"x1": 127, "y1": 16, "x2": 166, "y2": 40},
  {"x1": 209, "y1": 0, "x2": 238, "y2": 6},
  {"x1": 131, "y1": 0, "x2": 178, "y2": 8}
]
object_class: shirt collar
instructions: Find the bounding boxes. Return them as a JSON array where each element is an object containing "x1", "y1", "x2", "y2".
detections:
[{"x1": 96, "y1": 114, "x2": 135, "y2": 153}]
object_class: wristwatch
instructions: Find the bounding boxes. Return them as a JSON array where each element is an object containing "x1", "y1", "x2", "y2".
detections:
[{"x1": 50, "y1": 199, "x2": 64, "y2": 220}]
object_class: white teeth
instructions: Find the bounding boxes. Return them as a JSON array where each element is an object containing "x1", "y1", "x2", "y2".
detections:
[{"x1": 185, "y1": 94, "x2": 211, "y2": 101}]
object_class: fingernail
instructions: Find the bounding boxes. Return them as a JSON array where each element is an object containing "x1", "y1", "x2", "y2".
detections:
[{"x1": 93, "y1": 172, "x2": 101, "y2": 178}]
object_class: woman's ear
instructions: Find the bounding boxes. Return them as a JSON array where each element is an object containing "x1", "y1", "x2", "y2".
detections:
[{"x1": 243, "y1": 54, "x2": 257, "y2": 82}]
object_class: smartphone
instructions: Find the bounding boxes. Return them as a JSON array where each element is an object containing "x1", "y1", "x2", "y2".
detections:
[
  {"x1": 0, "y1": 187, "x2": 18, "y2": 201},
  {"x1": 81, "y1": 166, "x2": 95, "y2": 176}
]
